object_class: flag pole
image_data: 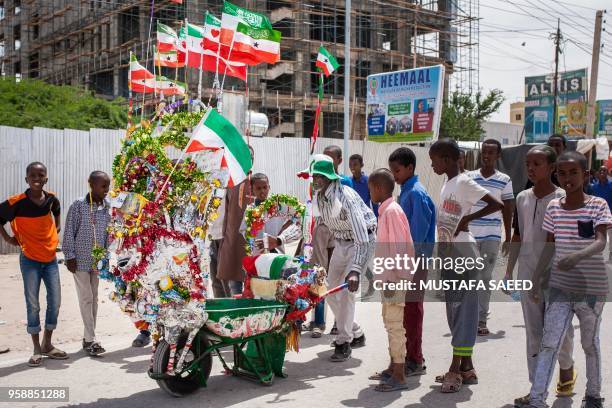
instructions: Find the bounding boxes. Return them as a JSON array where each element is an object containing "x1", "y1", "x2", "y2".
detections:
[
  {"x1": 128, "y1": 51, "x2": 133, "y2": 128},
  {"x1": 184, "y1": 17, "x2": 190, "y2": 108},
  {"x1": 153, "y1": 45, "x2": 158, "y2": 101}
]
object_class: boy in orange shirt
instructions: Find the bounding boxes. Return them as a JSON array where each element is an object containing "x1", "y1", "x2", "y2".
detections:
[{"x1": 0, "y1": 162, "x2": 67, "y2": 367}]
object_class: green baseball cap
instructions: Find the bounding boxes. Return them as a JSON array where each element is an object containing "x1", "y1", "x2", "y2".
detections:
[{"x1": 297, "y1": 154, "x2": 339, "y2": 180}]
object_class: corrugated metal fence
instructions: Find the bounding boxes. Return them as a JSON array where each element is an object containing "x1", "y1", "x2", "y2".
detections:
[{"x1": 0, "y1": 126, "x2": 444, "y2": 254}]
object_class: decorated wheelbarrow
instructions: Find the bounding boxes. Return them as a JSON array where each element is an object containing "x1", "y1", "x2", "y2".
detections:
[{"x1": 148, "y1": 297, "x2": 290, "y2": 397}]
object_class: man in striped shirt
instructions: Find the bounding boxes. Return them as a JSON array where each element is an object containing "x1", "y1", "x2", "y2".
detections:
[
  {"x1": 467, "y1": 139, "x2": 514, "y2": 336},
  {"x1": 309, "y1": 156, "x2": 377, "y2": 362}
]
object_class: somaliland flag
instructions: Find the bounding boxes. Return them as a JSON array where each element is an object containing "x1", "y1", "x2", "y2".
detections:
[
  {"x1": 228, "y1": 22, "x2": 280, "y2": 65},
  {"x1": 129, "y1": 54, "x2": 155, "y2": 93},
  {"x1": 186, "y1": 108, "x2": 252, "y2": 187},
  {"x1": 155, "y1": 49, "x2": 185, "y2": 68},
  {"x1": 157, "y1": 22, "x2": 179, "y2": 52},
  {"x1": 178, "y1": 22, "x2": 247, "y2": 81},
  {"x1": 220, "y1": 1, "x2": 273, "y2": 46},
  {"x1": 155, "y1": 76, "x2": 186, "y2": 96},
  {"x1": 316, "y1": 46, "x2": 339, "y2": 76}
]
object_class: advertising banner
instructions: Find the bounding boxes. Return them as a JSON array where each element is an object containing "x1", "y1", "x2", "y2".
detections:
[
  {"x1": 524, "y1": 68, "x2": 587, "y2": 143},
  {"x1": 597, "y1": 100, "x2": 612, "y2": 137},
  {"x1": 366, "y1": 65, "x2": 445, "y2": 143}
]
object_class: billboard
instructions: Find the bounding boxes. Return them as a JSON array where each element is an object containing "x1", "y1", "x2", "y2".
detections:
[
  {"x1": 524, "y1": 68, "x2": 587, "y2": 143},
  {"x1": 597, "y1": 100, "x2": 612, "y2": 137},
  {"x1": 366, "y1": 65, "x2": 445, "y2": 143}
]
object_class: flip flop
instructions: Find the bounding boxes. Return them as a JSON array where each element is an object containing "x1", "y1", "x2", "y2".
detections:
[
  {"x1": 41, "y1": 347, "x2": 68, "y2": 360},
  {"x1": 556, "y1": 368, "x2": 577, "y2": 397},
  {"x1": 27, "y1": 354, "x2": 43, "y2": 367},
  {"x1": 374, "y1": 377, "x2": 409, "y2": 392},
  {"x1": 369, "y1": 369, "x2": 392, "y2": 381},
  {"x1": 0, "y1": 347, "x2": 9, "y2": 354}
]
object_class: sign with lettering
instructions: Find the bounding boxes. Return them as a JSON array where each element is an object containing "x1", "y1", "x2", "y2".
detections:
[
  {"x1": 524, "y1": 68, "x2": 588, "y2": 143},
  {"x1": 366, "y1": 65, "x2": 444, "y2": 142},
  {"x1": 597, "y1": 100, "x2": 612, "y2": 137}
]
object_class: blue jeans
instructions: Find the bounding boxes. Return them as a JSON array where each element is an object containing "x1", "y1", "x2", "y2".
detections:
[
  {"x1": 314, "y1": 300, "x2": 325, "y2": 326},
  {"x1": 19, "y1": 253, "x2": 61, "y2": 334}
]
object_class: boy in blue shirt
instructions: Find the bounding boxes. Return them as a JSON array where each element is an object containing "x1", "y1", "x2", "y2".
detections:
[
  {"x1": 388, "y1": 147, "x2": 436, "y2": 376},
  {"x1": 591, "y1": 165, "x2": 612, "y2": 262},
  {"x1": 349, "y1": 154, "x2": 379, "y2": 217}
]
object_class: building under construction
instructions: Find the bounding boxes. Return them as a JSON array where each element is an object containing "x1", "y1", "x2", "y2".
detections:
[{"x1": 0, "y1": 0, "x2": 479, "y2": 139}]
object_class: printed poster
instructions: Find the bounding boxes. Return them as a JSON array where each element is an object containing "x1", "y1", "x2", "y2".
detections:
[
  {"x1": 367, "y1": 65, "x2": 444, "y2": 143},
  {"x1": 524, "y1": 68, "x2": 587, "y2": 143}
]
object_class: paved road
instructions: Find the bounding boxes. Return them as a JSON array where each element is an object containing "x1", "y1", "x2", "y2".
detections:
[{"x1": 1, "y1": 299, "x2": 610, "y2": 408}]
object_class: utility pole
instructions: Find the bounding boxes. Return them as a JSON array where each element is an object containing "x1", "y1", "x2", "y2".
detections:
[
  {"x1": 551, "y1": 18, "x2": 562, "y2": 135},
  {"x1": 586, "y1": 10, "x2": 603, "y2": 138},
  {"x1": 343, "y1": 0, "x2": 351, "y2": 174}
]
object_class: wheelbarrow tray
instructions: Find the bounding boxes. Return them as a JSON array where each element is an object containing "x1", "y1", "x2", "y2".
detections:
[{"x1": 204, "y1": 298, "x2": 288, "y2": 340}]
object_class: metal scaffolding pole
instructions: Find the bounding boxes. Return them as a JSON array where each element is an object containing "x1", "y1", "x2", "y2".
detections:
[{"x1": 343, "y1": 0, "x2": 351, "y2": 173}]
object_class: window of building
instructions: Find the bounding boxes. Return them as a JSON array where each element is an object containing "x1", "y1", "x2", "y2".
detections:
[
  {"x1": 309, "y1": 12, "x2": 345, "y2": 44},
  {"x1": 14, "y1": 0, "x2": 20, "y2": 15},
  {"x1": 28, "y1": 52, "x2": 38, "y2": 78},
  {"x1": 13, "y1": 24, "x2": 20, "y2": 50},
  {"x1": 356, "y1": 12, "x2": 371, "y2": 48},
  {"x1": 265, "y1": 73, "x2": 294, "y2": 93},
  {"x1": 0, "y1": 2, "x2": 5, "y2": 21},
  {"x1": 267, "y1": 0, "x2": 292, "y2": 12},
  {"x1": 273, "y1": 18, "x2": 292, "y2": 38},
  {"x1": 119, "y1": 6, "x2": 140, "y2": 44},
  {"x1": 515, "y1": 114, "x2": 522, "y2": 121},
  {"x1": 355, "y1": 60, "x2": 370, "y2": 98},
  {"x1": 14, "y1": 60, "x2": 20, "y2": 81}
]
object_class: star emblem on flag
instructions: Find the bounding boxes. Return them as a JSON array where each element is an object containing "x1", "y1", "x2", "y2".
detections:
[
  {"x1": 253, "y1": 41, "x2": 259, "y2": 48},
  {"x1": 324, "y1": 58, "x2": 328, "y2": 63},
  {"x1": 166, "y1": 55, "x2": 171, "y2": 61}
]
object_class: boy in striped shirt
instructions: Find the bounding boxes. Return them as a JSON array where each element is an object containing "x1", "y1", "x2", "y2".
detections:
[
  {"x1": 527, "y1": 151, "x2": 610, "y2": 408},
  {"x1": 467, "y1": 139, "x2": 514, "y2": 336}
]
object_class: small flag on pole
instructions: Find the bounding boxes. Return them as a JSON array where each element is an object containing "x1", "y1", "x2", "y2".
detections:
[
  {"x1": 315, "y1": 46, "x2": 339, "y2": 77},
  {"x1": 186, "y1": 109, "x2": 253, "y2": 187}
]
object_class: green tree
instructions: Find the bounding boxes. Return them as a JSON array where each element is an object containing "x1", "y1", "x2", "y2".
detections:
[
  {"x1": 0, "y1": 78, "x2": 127, "y2": 130},
  {"x1": 439, "y1": 89, "x2": 505, "y2": 141}
]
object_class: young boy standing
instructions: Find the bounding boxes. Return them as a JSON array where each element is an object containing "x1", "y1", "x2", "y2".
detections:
[
  {"x1": 429, "y1": 139, "x2": 503, "y2": 393},
  {"x1": 367, "y1": 169, "x2": 413, "y2": 392},
  {"x1": 241, "y1": 173, "x2": 302, "y2": 255},
  {"x1": 0, "y1": 162, "x2": 67, "y2": 367},
  {"x1": 466, "y1": 139, "x2": 514, "y2": 336},
  {"x1": 527, "y1": 151, "x2": 610, "y2": 408},
  {"x1": 505, "y1": 146, "x2": 575, "y2": 407},
  {"x1": 349, "y1": 154, "x2": 378, "y2": 216},
  {"x1": 388, "y1": 147, "x2": 436, "y2": 377},
  {"x1": 63, "y1": 171, "x2": 111, "y2": 357}
]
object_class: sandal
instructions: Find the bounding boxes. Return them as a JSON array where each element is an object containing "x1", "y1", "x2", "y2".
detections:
[
  {"x1": 435, "y1": 369, "x2": 478, "y2": 384},
  {"x1": 556, "y1": 368, "x2": 577, "y2": 397},
  {"x1": 477, "y1": 321, "x2": 490, "y2": 336},
  {"x1": 440, "y1": 371, "x2": 463, "y2": 393},
  {"x1": 374, "y1": 377, "x2": 409, "y2": 392},
  {"x1": 311, "y1": 327, "x2": 323, "y2": 338},
  {"x1": 41, "y1": 347, "x2": 68, "y2": 360},
  {"x1": 86, "y1": 342, "x2": 106, "y2": 356},
  {"x1": 369, "y1": 369, "x2": 392, "y2": 381},
  {"x1": 0, "y1": 347, "x2": 9, "y2": 354},
  {"x1": 27, "y1": 354, "x2": 43, "y2": 367}
]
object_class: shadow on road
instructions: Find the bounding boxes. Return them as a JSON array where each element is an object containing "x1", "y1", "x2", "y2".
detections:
[{"x1": 0, "y1": 344, "x2": 151, "y2": 377}]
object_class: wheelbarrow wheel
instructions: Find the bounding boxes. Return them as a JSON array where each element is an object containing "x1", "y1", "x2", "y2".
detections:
[{"x1": 152, "y1": 333, "x2": 212, "y2": 397}]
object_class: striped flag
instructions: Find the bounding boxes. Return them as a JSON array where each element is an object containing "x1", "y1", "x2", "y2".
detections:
[
  {"x1": 229, "y1": 22, "x2": 281, "y2": 65},
  {"x1": 316, "y1": 46, "x2": 339, "y2": 76},
  {"x1": 186, "y1": 108, "x2": 252, "y2": 187},
  {"x1": 157, "y1": 22, "x2": 180, "y2": 52},
  {"x1": 154, "y1": 49, "x2": 185, "y2": 68},
  {"x1": 178, "y1": 22, "x2": 247, "y2": 81},
  {"x1": 220, "y1": 1, "x2": 273, "y2": 46},
  {"x1": 129, "y1": 54, "x2": 155, "y2": 93},
  {"x1": 155, "y1": 76, "x2": 186, "y2": 96}
]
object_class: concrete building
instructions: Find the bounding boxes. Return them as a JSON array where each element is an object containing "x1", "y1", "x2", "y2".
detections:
[
  {"x1": 0, "y1": 0, "x2": 479, "y2": 139},
  {"x1": 510, "y1": 101, "x2": 525, "y2": 125},
  {"x1": 482, "y1": 120, "x2": 523, "y2": 146}
]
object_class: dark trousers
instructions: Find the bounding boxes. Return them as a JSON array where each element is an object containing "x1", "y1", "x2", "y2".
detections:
[
  {"x1": 210, "y1": 239, "x2": 230, "y2": 298},
  {"x1": 404, "y1": 266, "x2": 426, "y2": 364}
]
